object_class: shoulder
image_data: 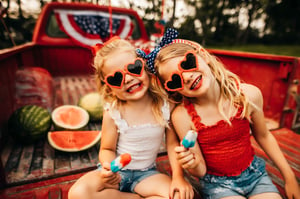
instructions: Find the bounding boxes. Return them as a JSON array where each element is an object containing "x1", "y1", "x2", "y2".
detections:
[
  {"x1": 171, "y1": 103, "x2": 193, "y2": 138},
  {"x1": 171, "y1": 103, "x2": 190, "y2": 124},
  {"x1": 102, "y1": 108, "x2": 115, "y2": 125},
  {"x1": 240, "y1": 83, "x2": 263, "y2": 108},
  {"x1": 102, "y1": 103, "x2": 120, "y2": 126}
]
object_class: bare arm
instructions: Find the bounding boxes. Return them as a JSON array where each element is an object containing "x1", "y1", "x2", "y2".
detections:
[
  {"x1": 166, "y1": 119, "x2": 194, "y2": 199},
  {"x1": 171, "y1": 104, "x2": 206, "y2": 177},
  {"x1": 99, "y1": 110, "x2": 119, "y2": 163},
  {"x1": 243, "y1": 83, "x2": 300, "y2": 198}
]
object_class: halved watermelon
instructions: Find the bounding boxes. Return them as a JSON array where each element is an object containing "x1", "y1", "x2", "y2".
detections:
[
  {"x1": 48, "y1": 131, "x2": 101, "y2": 152},
  {"x1": 52, "y1": 105, "x2": 89, "y2": 130}
]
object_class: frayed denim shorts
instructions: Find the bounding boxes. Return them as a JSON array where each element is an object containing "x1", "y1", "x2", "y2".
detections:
[
  {"x1": 199, "y1": 156, "x2": 279, "y2": 199},
  {"x1": 97, "y1": 164, "x2": 159, "y2": 192}
]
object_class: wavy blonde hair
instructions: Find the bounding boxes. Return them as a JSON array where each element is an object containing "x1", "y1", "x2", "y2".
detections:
[
  {"x1": 154, "y1": 40, "x2": 251, "y2": 123},
  {"x1": 93, "y1": 38, "x2": 168, "y2": 126}
]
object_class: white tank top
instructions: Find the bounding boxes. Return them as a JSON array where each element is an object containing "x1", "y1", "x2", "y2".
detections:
[{"x1": 105, "y1": 101, "x2": 170, "y2": 170}]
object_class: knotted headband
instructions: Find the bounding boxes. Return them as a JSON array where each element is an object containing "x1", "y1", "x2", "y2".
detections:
[
  {"x1": 136, "y1": 28, "x2": 179, "y2": 74},
  {"x1": 170, "y1": 39, "x2": 210, "y2": 63}
]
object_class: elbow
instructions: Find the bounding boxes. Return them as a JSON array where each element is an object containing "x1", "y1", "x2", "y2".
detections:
[
  {"x1": 197, "y1": 164, "x2": 207, "y2": 178},
  {"x1": 189, "y1": 163, "x2": 207, "y2": 178},
  {"x1": 199, "y1": 167, "x2": 207, "y2": 178}
]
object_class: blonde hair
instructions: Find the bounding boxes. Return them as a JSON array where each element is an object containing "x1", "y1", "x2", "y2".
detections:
[
  {"x1": 155, "y1": 41, "x2": 251, "y2": 123},
  {"x1": 94, "y1": 38, "x2": 168, "y2": 126}
]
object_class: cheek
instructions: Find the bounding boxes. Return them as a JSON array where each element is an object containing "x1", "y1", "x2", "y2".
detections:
[{"x1": 143, "y1": 75, "x2": 150, "y2": 87}]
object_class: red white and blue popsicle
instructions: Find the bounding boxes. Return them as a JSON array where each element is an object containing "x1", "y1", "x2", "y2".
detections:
[
  {"x1": 182, "y1": 130, "x2": 198, "y2": 148},
  {"x1": 110, "y1": 153, "x2": 132, "y2": 173}
]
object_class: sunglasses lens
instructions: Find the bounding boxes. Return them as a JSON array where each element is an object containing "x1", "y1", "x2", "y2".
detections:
[
  {"x1": 166, "y1": 73, "x2": 183, "y2": 91},
  {"x1": 180, "y1": 52, "x2": 197, "y2": 70},
  {"x1": 106, "y1": 71, "x2": 123, "y2": 87},
  {"x1": 127, "y1": 59, "x2": 143, "y2": 75}
]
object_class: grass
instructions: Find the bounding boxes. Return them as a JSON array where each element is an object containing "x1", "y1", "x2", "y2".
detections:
[{"x1": 206, "y1": 44, "x2": 300, "y2": 57}]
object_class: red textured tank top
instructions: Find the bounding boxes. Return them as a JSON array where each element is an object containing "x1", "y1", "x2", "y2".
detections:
[{"x1": 184, "y1": 99, "x2": 254, "y2": 176}]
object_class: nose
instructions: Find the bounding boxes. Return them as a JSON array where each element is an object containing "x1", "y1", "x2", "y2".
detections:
[
  {"x1": 181, "y1": 72, "x2": 194, "y2": 84},
  {"x1": 124, "y1": 73, "x2": 134, "y2": 85}
]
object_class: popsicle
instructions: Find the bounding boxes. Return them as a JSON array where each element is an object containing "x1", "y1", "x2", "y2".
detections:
[
  {"x1": 110, "y1": 153, "x2": 132, "y2": 173},
  {"x1": 182, "y1": 130, "x2": 197, "y2": 148}
]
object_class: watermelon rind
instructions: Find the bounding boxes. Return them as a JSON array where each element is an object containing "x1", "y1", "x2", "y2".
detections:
[
  {"x1": 8, "y1": 105, "x2": 52, "y2": 144},
  {"x1": 78, "y1": 92, "x2": 103, "y2": 122},
  {"x1": 51, "y1": 105, "x2": 89, "y2": 130},
  {"x1": 47, "y1": 131, "x2": 101, "y2": 152}
]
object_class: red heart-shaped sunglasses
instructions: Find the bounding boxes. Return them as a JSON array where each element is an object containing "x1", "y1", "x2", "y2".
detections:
[
  {"x1": 104, "y1": 58, "x2": 145, "y2": 89},
  {"x1": 164, "y1": 50, "x2": 199, "y2": 92}
]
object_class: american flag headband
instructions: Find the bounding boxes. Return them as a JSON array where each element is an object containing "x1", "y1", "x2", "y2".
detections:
[{"x1": 165, "y1": 39, "x2": 210, "y2": 63}]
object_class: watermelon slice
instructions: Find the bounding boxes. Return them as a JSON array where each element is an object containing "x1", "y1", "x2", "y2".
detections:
[
  {"x1": 52, "y1": 105, "x2": 89, "y2": 130},
  {"x1": 48, "y1": 131, "x2": 101, "y2": 152}
]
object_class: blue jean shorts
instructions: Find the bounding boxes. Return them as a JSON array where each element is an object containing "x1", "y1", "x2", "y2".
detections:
[
  {"x1": 199, "y1": 156, "x2": 279, "y2": 199},
  {"x1": 97, "y1": 164, "x2": 160, "y2": 192}
]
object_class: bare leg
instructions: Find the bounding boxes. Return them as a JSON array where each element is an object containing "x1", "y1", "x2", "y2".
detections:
[
  {"x1": 134, "y1": 173, "x2": 171, "y2": 199},
  {"x1": 249, "y1": 192, "x2": 282, "y2": 199},
  {"x1": 68, "y1": 170, "x2": 142, "y2": 199},
  {"x1": 221, "y1": 196, "x2": 246, "y2": 199}
]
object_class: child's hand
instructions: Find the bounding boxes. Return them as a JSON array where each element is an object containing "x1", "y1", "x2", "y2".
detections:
[
  {"x1": 174, "y1": 146, "x2": 198, "y2": 169},
  {"x1": 285, "y1": 177, "x2": 300, "y2": 199},
  {"x1": 170, "y1": 176, "x2": 194, "y2": 199},
  {"x1": 100, "y1": 162, "x2": 122, "y2": 189}
]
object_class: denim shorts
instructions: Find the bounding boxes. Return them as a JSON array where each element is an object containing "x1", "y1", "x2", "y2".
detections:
[
  {"x1": 97, "y1": 164, "x2": 160, "y2": 192},
  {"x1": 199, "y1": 156, "x2": 279, "y2": 199}
]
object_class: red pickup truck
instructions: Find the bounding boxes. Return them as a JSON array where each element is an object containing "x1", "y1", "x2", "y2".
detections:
[{"x1": 0, "y1": 2, "x2": 299, "y2": 199}]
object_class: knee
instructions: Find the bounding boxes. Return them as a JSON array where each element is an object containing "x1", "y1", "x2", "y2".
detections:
[{"x1": 68, "y1": 183, "x2": 91, "y2": 199}]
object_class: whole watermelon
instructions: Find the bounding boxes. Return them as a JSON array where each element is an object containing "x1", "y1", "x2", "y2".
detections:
[
  {"x1": 78, "y1": 92, "x2": 103, "y2": 122},
  {"x1": 8, "y1": 105, "x2": 52, "y2": 144}
]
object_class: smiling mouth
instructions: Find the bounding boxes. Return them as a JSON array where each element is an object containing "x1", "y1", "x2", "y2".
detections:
[
  {"x1": 127, "y1": 83, "x2": 142, "y2": 93},
  {"x1": 190, "y1": 75, "x2": 202, "y2": 90}
]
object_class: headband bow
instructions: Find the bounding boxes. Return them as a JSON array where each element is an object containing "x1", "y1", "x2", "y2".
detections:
[
  {"x1": 137, "y1": 28, "x2": 178, "y2": 74},
  {"x1": 91, "y1": 36, "x2": 121, "y2": 56}
]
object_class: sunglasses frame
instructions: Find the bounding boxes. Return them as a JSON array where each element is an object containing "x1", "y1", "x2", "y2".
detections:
[
  {"x1": 104, "y1": 58, "x2": 145, "y2": 89},
  {"x1": 164, "y1": 50, "x2": 199, "y2": 92}
]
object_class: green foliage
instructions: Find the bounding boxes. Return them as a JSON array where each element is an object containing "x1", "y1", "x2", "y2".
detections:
[
  {"x1": 1, "y1": 0, "x2": 299, "y2": 50},
  {"x1": 206, "y1": 44, "x2": 300, "y2": 57}
]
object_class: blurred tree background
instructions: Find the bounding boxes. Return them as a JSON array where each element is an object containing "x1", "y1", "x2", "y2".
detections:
[{"x1": 1, "y1": 0, "x2": 299, "y2": 54}]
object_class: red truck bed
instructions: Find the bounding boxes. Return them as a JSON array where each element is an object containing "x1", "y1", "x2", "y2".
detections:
[
  {"x1": 0, "y1": 75, "x2": 299, "y2": 199},
  {"x1": 0, "y1": 2, "x2": 300, "y2": 198}
]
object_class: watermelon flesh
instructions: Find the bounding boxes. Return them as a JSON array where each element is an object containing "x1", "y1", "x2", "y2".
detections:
[
  {"x1": 48, "y1": 131, "x2": 101, "y2": 152},
  {"x1": 51, "y1": 105, "x2": 89, "y2": 130},
  {"x1": 54, "y1": 107, "x2": 85, "y2": 126}
]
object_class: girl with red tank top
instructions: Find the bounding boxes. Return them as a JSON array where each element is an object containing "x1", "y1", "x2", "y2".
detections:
[{"x1": 142, "y1": 28, "x2": 300, "y2": 199}]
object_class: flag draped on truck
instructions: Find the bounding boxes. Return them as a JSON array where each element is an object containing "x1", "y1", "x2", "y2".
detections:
[{"x1": 54, "y1": 9, "x2": 134, "y2": 47}]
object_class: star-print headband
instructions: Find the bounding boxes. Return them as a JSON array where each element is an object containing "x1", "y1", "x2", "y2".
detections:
[
  {"x1": 164, "y1": 50, "x2": 199, "y2": 92},
  {"x1": 170, "y1": 39, "x2": 210, "y2": 63},
  {"x1": 136, "y1": 28, "x2": 179, "y2": 74},
  {"x1": 104, "y1": 58, "x2": 145, "y2": 89}
]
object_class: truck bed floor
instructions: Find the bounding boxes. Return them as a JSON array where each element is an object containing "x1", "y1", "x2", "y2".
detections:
[
  {"x1": 1, "y1": 75, "x2": 103, "y2": 186},
  {"x1": 1, "y1": 76, "x2": 299, "y2": 198}
]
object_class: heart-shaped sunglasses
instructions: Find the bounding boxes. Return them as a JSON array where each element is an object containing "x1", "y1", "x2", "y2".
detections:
[
  {"x1": 104, "y1": 58, "x2": 145, "y2": 89},
  {"x1": 164, "y1": 51, "x2": 199, "y2": 92}
]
